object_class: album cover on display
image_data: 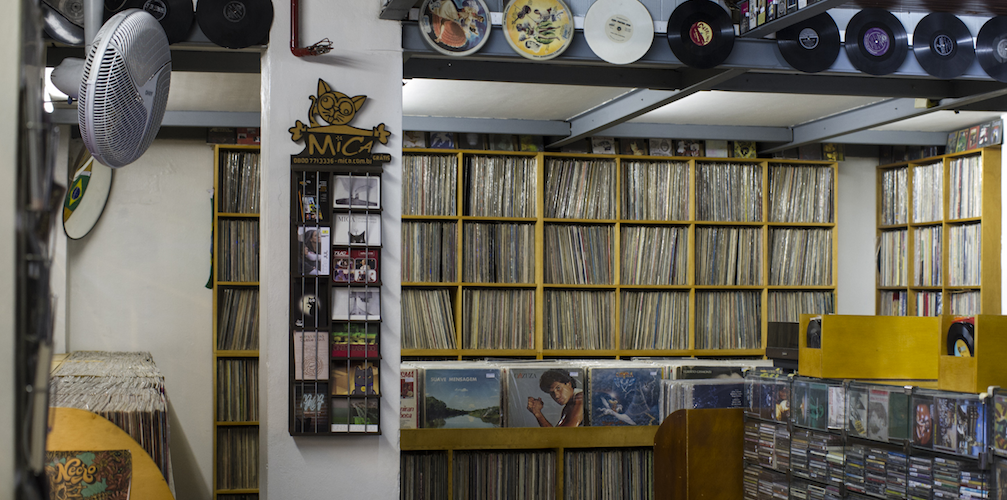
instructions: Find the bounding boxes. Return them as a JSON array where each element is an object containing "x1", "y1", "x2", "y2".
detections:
[
  {"x1": 330, "y1": 322, "x2": 379, "y2": 358},
  {"x1": 675, "y1": 139, "x2": 704, "y2": 157},
  {"x1": 402, "y1": 130, "x2": 427, "y2": 148},
  {"x1": 292, "y1": 330, "x2": 328, "y2": 381},
  {"x1": 333, "y1": 213, "x2": 381, "y2": 246},
  {"x1": 957, "y1": 399, "x2": 984, "y2": 457},
  {"x1": 331, "y1": 288, "x2": 381, "y2": 321},
  {"x1": 297, "y1": 226, "x2": 330, "y2": 276},
  {"x1": 620, "y1": 138, "x2": 649, "y2": 156},
  {"x1": 979, "y1": 123, "x2": 992, "y2": 148},
  {"x1": 649, "y1": 137, "x2": 674, "y2": 156},
  {"x1": 423, "y1": 367, "x2": 502, "y2": 428},
  {"x1": 297, "y1": 172, "x2": 328, "y2": 223},
  {"x1": 333, "y1": 175, "x2": 380, "y2": 209},
  {"x1": 591, "y1": 136, "x2": 616, "y2": 154},
  {"x1": 913, "y1": 395, "x2": 935, "y2": 448},
  {"x1": 331, "y1": 360, "x2": 379, "y2": 396},
  {"x1": 758, "y1": 379, "x2": 776, "y2": 420},
  {"x1": 828, "y1": 385, "x2": 846, "y2": 429},
  {"x1": 734, "y1": 140, "x2": 757, "y2": 158},
  {"x1": 947, "y1": 133, "x2": 959, "y2": 154},
  {"x1": 848, "y1": 386, "x2": 868, "y2": 437},
  {"x1": 992, "y1": 120, "x2": 1003, "y2": 145},
  {"x1": 935, "y1": 397, "x2": 958, "y2": 452},
  {"x1": 292, "y1": 278, "x2": 328, "y2": 329},
  {"x1": 458, "y1": 132, "x2": 486, "y2": 150},
  {"x1": 518, "y1": 135, "x2": 544, "y2": 152},
  {"x1": 690, "y1": 381, "x2": 746, "y2": 410},
  {"x1": 793, "y1": 380, "x2": 828, "y2": 430},
  {"x1": 293, "y1": 382, "x2": 329, "y2": 432},
  {"x1": 868, "y1": 388, "x2": 890, "y2": 442},
  {"x1": 505, "y1": 366, "x2": 585, "y2": 428},
  {"x1": 968, "y1": 126, "x2": 981, "y2": 151},
  {"x1": 956, "y1": 130, "x2": 969, "y2": 153},
  {"x1": 706, "y1": 139, "x2": 729, "y2": 158},
  {"x1": 331, "y1": 398, "x2": 379, "y2": 433},
  {"x1": 429, "y1": 132, "x2": 455, "y2": 149},
  {"x1": 332, "y1": 248, "x2": 353, "y2": 283},
  {"x1": 588, "y1": 366, "x2": 661, "y2": 426},
  {"x1": 889, "y1": 391, "x2": 910, "y2": 441},
  {"x1": 400, "y1": 367, "x2": 419, "y2": 430},
  {"x1": 675, "y1": 365, "x2": 746, "y2": 379},
  {"x1": 995, "y1": 394, "x2": 1007, "y2": 454},
  {"x1": 488, "y1": 134, "x2": 516, "y2": 151}
]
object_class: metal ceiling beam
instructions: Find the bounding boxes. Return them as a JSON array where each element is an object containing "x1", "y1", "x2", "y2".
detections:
[
  {"x1": 46, "y1": 47, "x2": 262, "y2": 73},
  {"x1": 603, "y1": 122, "x2": 793, "y2": 142},
  {"x1": 741, "y1": 0, "x2": 852, "y2": 38},
  {"x1": 48, "y1": 109, "x2": 261, "y2": 127},
  {"x1": 762, "y1": 88, "x2": 1007, "y2": 153},
  {"x1": 379, "y1": 0, "x2": 416, "y2": 20},
  {"x1": 549, "y1": 68, "x2": 748, "y2": 148},
  {"x1": 827, "y1": 130, "x2": 950, "y2": 145},
  {"x1": 402, "y1": 116, "x2": 569, "y2": 136}
]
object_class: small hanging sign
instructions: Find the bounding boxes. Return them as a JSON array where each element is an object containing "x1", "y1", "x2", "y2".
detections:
[{"x1": 289, "y1": 79, "x2": 393, "y2": 166}]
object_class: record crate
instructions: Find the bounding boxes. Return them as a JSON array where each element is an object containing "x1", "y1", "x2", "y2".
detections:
[
  {"x1": 938, "y1": 314, "x2": 1007, "y2": 393},
  {"x1": 798, "y1": 314, "x2": 941, "y2": 382}
]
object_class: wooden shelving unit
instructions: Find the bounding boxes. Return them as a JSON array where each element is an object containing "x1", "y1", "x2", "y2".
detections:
[
  {"x1": 212, "y1": 144, "x2": 260, "y2": 500},
  {"x1": 875, "y1": 146, "x2": 1001, "y2": 316},
  {"x1": 401, "y1": 149, "x2": 840, "y2": 358}
]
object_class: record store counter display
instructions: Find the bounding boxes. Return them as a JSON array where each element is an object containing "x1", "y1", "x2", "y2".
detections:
[{"x1": 287, "y1": 79, "x2": 393, "y2": 435}]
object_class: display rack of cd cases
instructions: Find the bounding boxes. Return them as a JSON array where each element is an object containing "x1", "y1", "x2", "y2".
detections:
[
  {"x1": 743, "y1": 371, "x2": 794, "y2": 500},
  {"x1": 290, "y1": 164, "x2": 383, "y2": 436},
  {"x1": 875, "y1": 146, "x2": 1002, "y2": 317},
  {"x1": 401, "y1": 148, "x2": 839, "y2": 359},
  {"x1": 991, "y1": 388, "x2": 1007, "y2": 500},
  {"x1": 212, "y1": 145, "x2": 260, "y2": 499}
]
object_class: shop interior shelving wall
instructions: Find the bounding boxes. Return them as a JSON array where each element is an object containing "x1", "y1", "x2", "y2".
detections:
[
  {"x1": 399, "y1": 148, "x2": 839, "y2": 498},
  {"x1": 876, "y1": 146, "x2": 1001, "y2": 317},
  {"x1": 212, "y1": 144, "x2": 260, "y2": 500}
]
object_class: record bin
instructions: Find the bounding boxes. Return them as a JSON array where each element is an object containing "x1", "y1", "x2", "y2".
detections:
[
  {"x1": 939, "y1": 314, "x2": 1007, "y2": 394},
  {"x1": 909, "y1": 387, "x2": 992, "y2": 498}
]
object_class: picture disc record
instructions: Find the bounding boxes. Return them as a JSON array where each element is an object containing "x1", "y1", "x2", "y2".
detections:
[
  {"x1": 946, "y1": 318, "x2": 975, "y2": 357},
  {"x1": 125, "y1": 0, "x2": 194, "y2": 44},
  {"x1": 666, "y1": 0, "x2": 735, "y2": 70},
  {"x1": 63, "y1": 154, "x2": 113, "y2": 240},
  {"x1": 583, "y1": 0, "x2": 654, "y2": 65},
  {"x1": 502, "y1": 0, "x2": 574, "y2": 61},
  {"x1": 844, "y1": 8, "x2": 908, "y2": 76},
  {"x1": 977, "y1": 16, "x2": 1007, "y2": 83},
  {"x1": 777, "y1": 13, "x2": 840, "y2": 73},
  {"x1": 913, "y1": 12, "x2": 974, "y2": 80},
  {"x1": 195, "y1": 0, "x2": 273, "y2": 49},
  {"x1": 417, "y1": 0, "x2": 491, "y2": 57}
]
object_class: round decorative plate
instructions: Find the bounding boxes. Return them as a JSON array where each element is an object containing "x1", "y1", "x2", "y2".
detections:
[
  {"x1": 418, "y1": 0, "x2": 492, "y2": 57},
  {"x1": 502, "y1": 0, "x2": 575, "y2": 61}
]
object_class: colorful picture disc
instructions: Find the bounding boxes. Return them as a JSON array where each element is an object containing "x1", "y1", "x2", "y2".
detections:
[
  {"x1": 583, "y1": 0, "x2": 655, "y2": 65},
  {"x1": 502, "y1": 0, "x2": 575, "y2": 61},
  {"x1": 418, "y1": 0, "x2": 492, "y2": 57},
  {"x1": 63, "y1": 153, "x2": 113, "y2": 240}
]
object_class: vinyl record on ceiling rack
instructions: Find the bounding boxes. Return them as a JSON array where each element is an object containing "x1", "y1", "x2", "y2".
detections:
[
  {"x1": 417, "y1": 0, "x2": 492, "y2": 57},
  {"x1": 583, "y1": 0, "x2": 655, "y2": 65},
  {"x1": 63, "y1": 152, "x2": 113, "y2": 240},
  {"x1": 776, "y1": 12, "x2": 840, "y2": 73},
  {"x1": 501, "y1": 0, "x2": 575, "y2": 61},
  {"x1": 195, "y1": 0, "x2": 274, "y2": 49},
  {"x1": 124, "y1": 0, "x2": 194, "y2": 44},
  {"x1": 666, "y1": 0, "x2": 735, "y2": 70},
  {"x1": 844, "y1": 8, "x2": 908, "y2": 76},
  {"x1": 946, "y1": 316, "x2": 975, "y2": 357},
  {"x1": 976, "y1": 16, "x2": 1007, "y2": 83},
  {"x1": 913, "y1": 12, "x2": 975, "y2": 80}
]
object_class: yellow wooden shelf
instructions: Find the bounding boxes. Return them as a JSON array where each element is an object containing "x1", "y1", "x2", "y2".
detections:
[
  {"x1": 402, "y1": 214, "x2": 459, "y2": 220},
  {"x1": 400, "y1": 426, "x2": 658, "y2": 451},
  {"x1": 878, "y1": 223, "x2": 909, "y2": 230},
  {"x1": 215, "y1": 488, "x2": 259, "y2": 495},
  {"x1": 457, "y1": 349, "x2": 538, "y2": 357},
  {"x1": 694, "y1": 284, "x2": 766, "y2": 290},
  {"x1": 216, "y1": 281, "x2": 259, "y2": 286},
  {"x1": 460, "y1": 215, "x2": 538, "y2": 222},
  {"x1": 215, "y1": 350, "x2": 259, "y2": 357},
  {"x1": 540, "y1": 349, "x2": 622, "y2": 357},
  {"x1": 946, "y1": 216, "x2": 983, "y2": 225},
  {"x1": 767, "y1": 285, "x2": 835, "y2": 290},
  {"x1": 542, "y1": 217, "x2": 619, "y2": 224},
  {"x1": 693, "y1": 220, "x2": 764, "y2": 226},
  {"x1": 619, "y1": 219, "x2": 692, "y2": 225},
  {"x1": 458, "y1": 282, "x2": 536, "y2": 288},
  {"x1": 402, "y1": 281, "x2": 459, "y2": 287},
  {"x1": 542, "y1": 283, "x2": 617, "y2": 289},
  {"x1": 401, "y1": 349, "x2": 461, "y2": 357},
  {"x1": 766, "y1": 221, "x2": 835, "y2": 227},
  {"x1": 939, "y1": 315, "x2": 1007, "y2": 393}
]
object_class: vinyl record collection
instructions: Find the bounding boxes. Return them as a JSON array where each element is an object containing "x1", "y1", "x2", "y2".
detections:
[
  {"x1": 695, "y1": 226, "x2": 763, "y2": 285},
  {"x1": 880, "y1": 167, "x2": 908, "y2": 226},
  {"x1": 216, "y1": 288, "x2": 259, "y2": 350},
  {"x1": 216, "y1": 426, "x2": 258, "y2": 489},
  {"x1": 949, "y1": 290, "x2": 980, "y2": 316},
  {"x1": 950, "y1": 155, "x2": 983, "y2": 220},
  {"x1": 948, "y1": 223, "x2": 982, "y2": 287},
  {"x1": 400, "y1": 451, "x2": 449, "y2": 500},
  {"x1": 291, "y1": 166, "x2": 383, "y2": 435},
  {"x1": 49, "y1": 351, "x2": 172, "y2": 482},
  {"x1": 218, "y1": 151, "x2": 261, "y2": 213},
  {"x1": 743, "y1": 374, "x2": 1005, "y2": 500},
  {"x1": 620, "y1": 225, "x2": 688, "y2": 285},
  {"x1": 461, "y1": 288, "x2": 535, "y2": 349},
  {"x1": 465, "y1": 155, "x2": 537, "y2": 218},
  {"x1": 878, "y1": 229, "x2": 908, "y2": 287},
  {"x1": 403, "y1": 150, "x2": 837, "y2": 356},
  {"x1": 913, "y1": 162, "x2": 944, "y2": 223},
  {"x1": 216, "y1": 358, "x2": 259, "y2": 421},
  {"x1": 453, "y1": 450, "x2": 556, "y2": 499},
  {"x1": 544, "y1": 157, "x2": 618, "y2": 219},
  {"x1": 913, "y1": 226, "x2": 942, "y2": 287},
  {"x1": 879, "y1": 291, "x2": 908, "y2": 316},
  {"x1": 621, "y1": 159, "x2": 689, "y2": 221},
  {"x1": 915, "y1": 291, "x2": 942, "y2": 317},
  {"x1": 564, "y1": 448, "x2": 654, "y2": 500},
  {"x1": 217, "y1": 220, "x2": 259, "y2": 282},
  {"x1": 463, "y1": 222, "x2": 535, "y2": 283},
  {"x1": 402, "y1": 154, "x2": 457, "y2": 216}
]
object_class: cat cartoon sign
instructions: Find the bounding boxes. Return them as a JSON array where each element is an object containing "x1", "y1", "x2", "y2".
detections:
[{"x1": 289, "y1": 79, "x2": 393, "y2": 167}]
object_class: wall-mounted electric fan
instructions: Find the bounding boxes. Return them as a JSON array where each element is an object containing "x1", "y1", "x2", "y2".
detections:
[{"x1": 51, "y1": 8, "x2": 171, "y2": 168}]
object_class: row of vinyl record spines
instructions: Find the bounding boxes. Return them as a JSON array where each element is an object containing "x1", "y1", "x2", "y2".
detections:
[
  {"x1": 402, "y1": 221, "x2": 835, "y2": 286},
  {"x1": 879, "y1": 290, "x2": 980, "y2": 317},
  {"x1": 401, "y1": 287, "x2": 834, "y2": 350},
  {"x1": 403, "y1": 154, "x2": 835, "y2": 223},
  {"x1": 877, "y1": 223, "x2": 984, "y2": 288},
  {"x1": 400, "y1": 448, "x2": 655, "y2": 500},
  {"x1": 879, "y1": 155, "x2": 985, "y2": 226},
  {"x1": 399, "y1": 359, "x2": 772, "y2": 430}
]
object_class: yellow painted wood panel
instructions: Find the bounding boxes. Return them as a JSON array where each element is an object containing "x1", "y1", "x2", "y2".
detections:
[
  {"x1": 800, "y1": 315, "x2": 940, "y2": 380},
  {"x1": 400, "y1": 426, "x2": 657, "y2": 451}
]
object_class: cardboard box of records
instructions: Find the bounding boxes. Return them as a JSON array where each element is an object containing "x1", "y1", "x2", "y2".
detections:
[
  {"x1": 939, "y1": 315, "x2": 1007, "y2": 393},
  {"x1": 798, "y1": 314, "x2": 940, "y2": 382}
]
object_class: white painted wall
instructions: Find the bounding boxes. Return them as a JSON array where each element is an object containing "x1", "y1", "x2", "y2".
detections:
[
  {"x1": 260, "y1": 0, "x2": 402, "y2": 497},
  {"x1": 836, "y1": 157, "x2": 878, "y2": 315},
  {"x1": 66, "y1": 139, "x2": 216, "y2": 499}
]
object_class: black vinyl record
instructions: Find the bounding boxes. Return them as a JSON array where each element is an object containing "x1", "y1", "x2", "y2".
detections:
[
  {"x1": 125, "y1": 0, "x2": 194, "y2": 44},
  {"x1": 977, "y1": 16, "x2": 1007, "y2": 83},
  {"x1": 844, "y1": 8, "x2": 908, "y2": 76},
  {"x1": 806, "y1": 317, "x2": 822, "y2": 349},
  {"x1": 196, "y1": 0, "x2": 273, "y2": 49},
  {"x1": 666, "y1": 0, "x2": 735, "y2": 69},
  {"x1": 913, "y1": 13, "x2": 975, "y2": 80},
  {"x1": 947, "y1": 318, "x2": 975, "y2": 357},
  {"x1": 777, "y1": 13, "x2": 840, "y2": 73}
]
